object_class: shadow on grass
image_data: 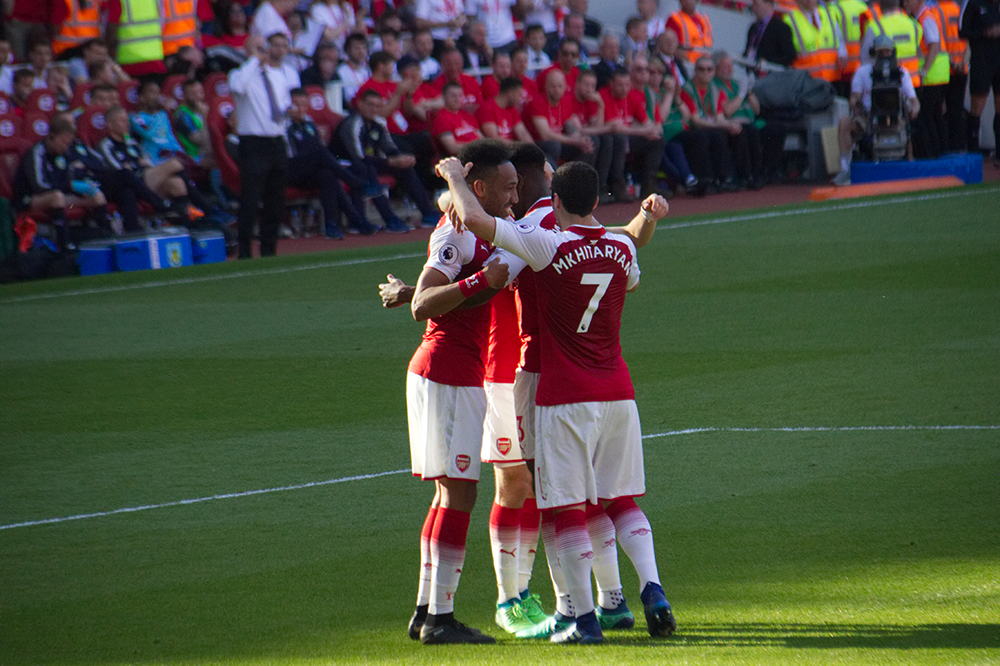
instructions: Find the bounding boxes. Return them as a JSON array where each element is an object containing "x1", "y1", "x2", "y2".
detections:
[{"x1": 601, "y1": 623, "x2": 1000, "y2": 649}]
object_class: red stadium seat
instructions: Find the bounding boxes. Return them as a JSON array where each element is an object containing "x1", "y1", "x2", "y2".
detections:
[
  {"x1": 207, "y1": 97, "x2": 240, "y2": 194},
  {"x1": 303, "y1": 86, "x2": 343, "y2": 145},
  {"x1": 0, "y1": 92, "x2": 11, "y2": 116},
  {"x1": 77, "y1": 106, "x2": 108, "y2": 147},
  {"x1": 70, "y1": 83, "x2": 94, "y2": 110},
  {"x1": 161, "y1": 74, "x2": 187, "y2": 112},
  {"x1": 19, "y1": 113, "x2": 50, "y2": 142},
  {"x1": 25, "y1": 89, "x2": 58, "y2": 117},
  {"x1": 118, "y1": 79, "x2": 140, "y2": 111},
  {"x1": 203, "y1": 72, "x2": 230, "y2": 100},
  {"x1": 0, "y1": 114, "x2": 30, "y2": 155}
]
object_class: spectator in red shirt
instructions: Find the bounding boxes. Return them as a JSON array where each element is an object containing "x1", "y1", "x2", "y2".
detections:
[
  {"x1": 10, "y1": 69, "x2": 34, "y2": 118},
  {"x1": 537, "y1": 37, "x2": 584, "y2": 90},
  {"x1": 396, "y1": 54, "x2": 443, "y2": 188},
  {"x1": 524, "y1": 68, "x2": 596, "y2": 167},
  {"x1": 476, "y1": 77, "x2": 533, "y2": 143},
  {"x1": 509, "y1": 47, "x2": 539, "y2": 106},
  {"x1": 678, "y1": 56, "x2": 738, "y2": 191},
  {"x1": 357, "y1": 51, "x2": 418, "y2": 137},
  {"x1": 480, "y1": 51, "x2": 511, "y2": 100},
  {"x1": 432, "y1": 48, "x2": 483, "y2": 113},
  {"x1": 601, "y1": 65, "x2": 668, "y2": 198},
  {"x1": 565, "y1": 69, "x2": 620, "y2": 201},
  {"x1": 6, "y1": 0, "x2": 52, "y2": 62},
  {"x1": 432, "y1": 82, "x2": 484, "y2": 155}
]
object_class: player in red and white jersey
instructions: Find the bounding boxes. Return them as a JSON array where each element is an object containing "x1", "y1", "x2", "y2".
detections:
[
  {"x1": 404, "y1": 140, "x2": 520, "y2": 645},
  {"x1": 438, "y1": 157, "x2": 677, "y2": 644}
]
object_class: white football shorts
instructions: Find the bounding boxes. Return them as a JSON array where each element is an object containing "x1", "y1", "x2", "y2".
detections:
[
  {"x1": 513, "y1": 369, "x2": 540, "y2": 461},
  {"x1": 407, "y1": 372, "x2": 487, "y2": 482},
  {"x1": 534, "y1": 399, "x2": 645, "y2": 509},
  {"x1": 481, "y1": 380, "x2": 524, "y2": 465}
]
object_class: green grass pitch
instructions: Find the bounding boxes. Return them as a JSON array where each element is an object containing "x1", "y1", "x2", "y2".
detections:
[{"x1": 2, "y1": 185, "x2": 999, "y2": 665}]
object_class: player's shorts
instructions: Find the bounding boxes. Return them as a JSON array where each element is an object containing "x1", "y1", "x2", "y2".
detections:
[
  {"x1": 533, "y1": 399, "x2": 645, "y2": 510},
  {"x1": 513, "y1": 369, "x2": 539, "y2": 461},
  {"x1": 969, "y1": 51, "x2": 1000, "y2": 96},
  {"x1": 406, "y1": 372, "x2": 486, "y2": 482},
  {"x1": 481, "y1": 380, "x2": 524, "y2": 466}
]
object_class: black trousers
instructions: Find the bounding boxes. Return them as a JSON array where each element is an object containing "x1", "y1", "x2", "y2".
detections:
[
  {"x1": 678, "y1": 128, "x2": 734, "y2": 182},
  {"x1": 288, "y1": 151, "x2": 367, "y2": 232},
  {"x1": 93, "y1": 169, "x2": 166, "y2": 232},
  {"x1": 944, "y1": 71, "x2": 968, "y2": 152},
  {"x1": 729, "y1": 122, "x2": 764, "y2": 182},
  {"x1": 237, "y1": 135, "x2": 288, "y2": 258},
  {"x1": 915, "y1": 84, "x2": 947, "y2": 159}
]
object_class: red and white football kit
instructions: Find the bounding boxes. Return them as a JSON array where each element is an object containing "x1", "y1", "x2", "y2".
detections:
[
  {"x1": 491, "y1": 215, "x2": 644, "y2": 510},
  {"x1": 406, "y1": 219, "x2": 495, "y2": 483},
  {"x1": 480, "y1": 286, "x2": 523, "y2": 466}
]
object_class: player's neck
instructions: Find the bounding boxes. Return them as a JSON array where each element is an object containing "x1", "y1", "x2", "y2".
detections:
[{"x1": 556, "y1": 210, "x2": 599, "y2": 229}]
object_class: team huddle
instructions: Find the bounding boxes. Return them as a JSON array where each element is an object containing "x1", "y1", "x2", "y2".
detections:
[{"x1": 379, "y1": 138, "x2": 674, "y2": 645}]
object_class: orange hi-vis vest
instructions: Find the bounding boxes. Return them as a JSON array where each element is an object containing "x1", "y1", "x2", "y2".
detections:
[
  {"x1": 775, "y1": 0, "x2": 799, "y2": 15},
  {"x1": 830, "y1": 0, "x2": 873, "y2": 77},
  {"x1": 915, "y1": 2, "x2": 950, "y2": 85},
  {"x1": 784, "y1": 6, "x2": 842, "y2": 81},
  {"x1": 162, "y1": 0, "x2": 198, "y2": 56},
  {"x1": 935, "y1": 0, "x2": 968, "y2": 73},
  {"x1": 867, "y1": 8, "x2": 923, "y2": 86},
  {"x1": 669, "y1": 11, "x2": 714, "y2": 63},
  {"x1": 52, "y1": 0, "x2": 102, "y2": 56}
]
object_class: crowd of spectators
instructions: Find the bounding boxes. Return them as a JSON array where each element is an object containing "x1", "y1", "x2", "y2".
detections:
[{"x1": 0, "y1": 0, "x2": 989, "y2": 267}]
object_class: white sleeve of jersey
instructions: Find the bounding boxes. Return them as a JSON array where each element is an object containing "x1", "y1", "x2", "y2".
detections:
[
  {"x1": 625, "y1": 239, "x2": 641, "y2": 291},
  {"x1": 488, "y1": 246, "x2": 529, "y2": 285},
  {"x1": 424, "y1": 222, "x2": 479, "y2": 282},
  {"x1": 492, "y1": 215, "x2": 560, "y2": 272}
]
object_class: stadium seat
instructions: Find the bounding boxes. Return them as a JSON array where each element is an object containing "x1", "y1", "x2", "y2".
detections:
[
  {"x1": 161, "y1": 74, "x2": 187, "y2": 112},
  {"x1": 303, "y1": 86, "x2": 343, "y2": 145},
  {"x1": 77, "y1": 106, "x2": 108, "y2": 147},
  {"x1": 203, "y1": 72, "x2": 230, "y2": 100},
  {"x1": 25, "y1": 89, "x2": 57, "y2": 117},
  {"x1": 70, "y1": 83, "x2": 93, "y2": 111},
  {"x1": 118, "y1": 80, "x2": 140, "y2": 112},
  {"x1": 0, "y1": 92, "x2": 11, "y2": 116},
  {"x1": 0, "y1": 148, "x2": 21, "y2": 201},
  {"x1": 207, "y1": 97, "x2": 240, "y2": 194},
  {"x1": 19, "y1": 113, "x2": 50, "y2": 142},
  {"x1": 0, "y1": 114, "x2": 30, "y2": 155}
]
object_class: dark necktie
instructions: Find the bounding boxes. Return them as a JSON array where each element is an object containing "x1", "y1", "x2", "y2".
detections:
[{"x1": 262, "y1": 68, "x2": 284, "y2": 124}]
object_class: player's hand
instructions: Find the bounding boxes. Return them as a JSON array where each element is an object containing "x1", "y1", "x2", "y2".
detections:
[
  {"x1": 641, "y1": 194, "x2": 669, "y2": 221},
  {"x1": 379, "y1": 274, "x2": 412, "y2": 308},
  {"x1": 482, "y1": 257, "x2": 509, "y2": 289},
  {"x1": 246, "y1": 35, "x2": 266, "y2": 60},
  {"x1": 435, "y1": 156, "x2": 472, "y2": 180}
]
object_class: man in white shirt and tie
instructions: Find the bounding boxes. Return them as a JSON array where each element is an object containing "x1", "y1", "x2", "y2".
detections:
[{"x1": 228, "y1": 32, "x2": 301, "y2": 259}]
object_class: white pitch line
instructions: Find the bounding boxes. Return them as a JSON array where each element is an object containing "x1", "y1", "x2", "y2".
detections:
[
  {"x1": 2, "y1": 183, "x2": 997, "y2": 305},
  {"x1": 3, "y1": 425, "x2": 997, "y2": 532},
  {"x1": 641, "y1": 424, "x2": 1000, "y2": 439},
  {"x1": 0, "y1": 468, "x2": 409, "y2": 531}
]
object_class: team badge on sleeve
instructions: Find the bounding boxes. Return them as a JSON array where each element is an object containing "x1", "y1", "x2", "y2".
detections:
[{"x1": 439, "y1": 244, "x2": 459, "y2": 265}]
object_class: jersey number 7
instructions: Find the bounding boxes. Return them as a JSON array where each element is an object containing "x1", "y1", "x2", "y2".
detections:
[{"x1": 577, "y1": 273, "x2": 613, "y2": 333}]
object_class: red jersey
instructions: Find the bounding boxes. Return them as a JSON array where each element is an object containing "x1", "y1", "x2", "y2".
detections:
[
  {"x1": 431, "y1": 107, "x2": 481, "y2": 144},
  {"x1": 431, "y1": 73, "x2": 483, "y2": 109},
  {"x1": 512, "y1": 198, "x2": 557, "y2": 374},
  {"x1": 484, "y1": 287, "x2": 520, "y2": 384},
  {"x1": 480, "y1": 75, "x2": 502, "y2": 100},
  {"x1": 475, "y1": 99, "x2": 521, "y2": 140},
  {"x1": 402, "y1": 83, "x2": 440, "y2": 134},
  {"x1": 407, "y1": 221, "x2": 495, "y2": 387},
  {"x1": 565, "y1": 94, "x2": 601, "y2": 126},
  {"x1": 536, "y1": 65, "x2": 580, "y2": 90},
  {"x1": 494, "y1": 216, "x2": 641, "y2": 406},
  {"x1": 523, "y1": 93, "x2": 577, "y2": 140},
  {"x1": 519, "y1": 75, "x2": 538, "y2": 105},
  {"x1": 601, "y1": 87, "x2": 649, "y2": 126},
  {"x1": 356, "y1": 77, "x2": 409, "y2": 134}
]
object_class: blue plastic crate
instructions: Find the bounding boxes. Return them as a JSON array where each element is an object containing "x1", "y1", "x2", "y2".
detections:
[{"x1": 114, "y1": 228, "x2": 193, "y2": 272}]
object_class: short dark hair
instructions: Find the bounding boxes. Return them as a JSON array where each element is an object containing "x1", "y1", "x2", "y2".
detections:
[
  {"x1": 13, "y1": 69, "x2": 35, "y2": 84},
  {"x1": 290, "y1": 87, "x2": 307, "y2": 98},
  {"x1": 369, "y1": 50, "x2": 396, "y2": 70},
  {"x1": 626, "y1": 16, "x2": 647, "y2": 32},
  {"x1": 181, "y1": 78, "x2": 201, "y2": 91},
  {"x1": 91, "y1": 83, "x2": 117, "y2": 96},
  {"x1": 510, "y1": 46, "x2": 527, "y2": 59},
  {"x1": 559, "y1": 37, "x2": 581, "y2": 54},
  {"x1": 358, "y1": 88, "x2": 382, "y2": 102},
  {"x1": 525, "y1": 23, "x2": 545, "y2": 38},
  {"x1": 138, "y1": 79, "x2": 160, "y2": 95},
  {"x1": 508, "y1": 141, "x2": 547, "y2": 176},
  {"x1": 552, "y1": 162, "x2": 599, "y2": 216},
  {"x1": 498, "y1": 76, "x2": 523, "y2": 94},
  {"x1": 344, "y1": 33, "x2": 368, "y2": 50},
  {"x1": 441, "y1": 81, "x2": 463, "y2": 95},
  {"x1": 49, "y1": 113, "x2": 76, "y2": 136},
  {"x1": 267, "y1": 31, "x2": 288, "y2": 44},
  {"x1": 458, "y1": 139, "x2": 513, "y2": 184}
]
